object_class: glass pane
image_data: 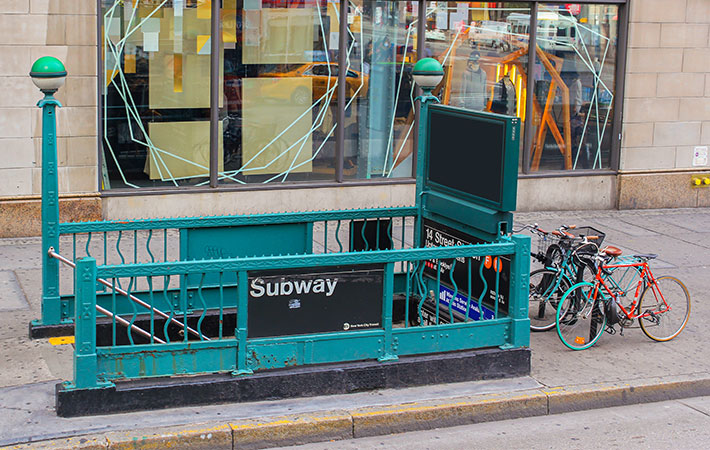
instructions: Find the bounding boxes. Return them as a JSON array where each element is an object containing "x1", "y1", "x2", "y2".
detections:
[
  {"x1": 220, "y1": 0, "x2": 338, "y2": 184},
  {"x1": 425, "y1": 1, "x2": 531, "y2": 169},
  {"x1": 101, "y1": 0, "x2": 217, "y2": 189},
  {"x1": 345, "y1": 0, "x2": 419, "y2": 179},
  {"x1": 530, "y1": 3, "x2": 618, "y2": 172}
]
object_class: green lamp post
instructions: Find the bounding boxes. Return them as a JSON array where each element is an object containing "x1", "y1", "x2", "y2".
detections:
[
  {"x1": 411, "y1": 58, "x2": 444, "y2": 242},
  {"x1": 30, "y1": 56, "x2": 67, "y2": 326}
]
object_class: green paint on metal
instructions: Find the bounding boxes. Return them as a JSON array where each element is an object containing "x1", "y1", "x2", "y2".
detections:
[
  {"x1": 30, "y1": 56, "x2": 67, "y2": 78},
  {"x1": 47, "y1": 58, "x2": 531, "y2": 390},
  {"x1": 378, "y1": 263, "x2": 398, "y2": 362},
  {"x1": 412, "y1": 57, "x2": 444, "y2": 76},
  {"x1": 73, "y1": 258, "x2": 113, "y2": 389},
  {"x1": 96, "y1": 243, "x2": 515, "y2": 278},
  {"x1": 40, "y1": 87, "x2": 62, "y2": 325},
  {"x1": 58, "y1": 207, "x2": 417, "y2": 233}
]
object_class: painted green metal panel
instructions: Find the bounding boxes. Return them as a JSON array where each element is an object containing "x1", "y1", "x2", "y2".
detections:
[
  {"x1": 39, "y1": 97, "x2": 62, "y2": 326},
  {"x1": 92, "y1": 320, "x2": 512, "y2": 380},
  {"x1": 97, "y1": 339, "x2": 238, "y2": 380},
  {"x1": 181, "y1": 223, "x2": 313, "y2": 261},
  {"x1": 423, "y1": 193, "x2": 513, "y2": 239},
  {"x1": 247, "y1": 331, "x2": 384, "y2": 370},
  {"x1": 508, "y1": 234, "x2": 531, "y2": 348},
  {"x1": 393, "y1": 320, "x2": 510, "y2": 355}
]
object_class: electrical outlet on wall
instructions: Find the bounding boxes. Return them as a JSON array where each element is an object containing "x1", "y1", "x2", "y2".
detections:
[{"x1": 693, "y1": 146, "x2": 708, "y2": 167}]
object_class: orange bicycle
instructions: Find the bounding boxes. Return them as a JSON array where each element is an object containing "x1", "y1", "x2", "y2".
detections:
[{"x1": 555, "y1": 245, "x2": 691, "y2": 350}]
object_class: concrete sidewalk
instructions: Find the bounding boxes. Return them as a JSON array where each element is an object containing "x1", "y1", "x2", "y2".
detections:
[{"x1": 1, "y1": 208, "x2": 709, "y2": 449}]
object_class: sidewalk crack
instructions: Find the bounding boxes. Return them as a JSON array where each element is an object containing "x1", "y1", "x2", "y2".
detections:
[{"x1": 678, "y1": 400, "x2": 710, "y2": 418}]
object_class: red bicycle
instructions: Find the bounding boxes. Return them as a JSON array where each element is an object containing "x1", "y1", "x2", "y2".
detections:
[{"x1": 555, "y1": 245, "x2": 691, "y2": 350}]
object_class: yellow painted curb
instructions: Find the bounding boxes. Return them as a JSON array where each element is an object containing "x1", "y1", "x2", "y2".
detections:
[
  {"x1": 230, "y1": 411, "x2": 352, "y2": 450},
  {"x1": 545, "y1": 377, "x2": 710, "y2": 414},
  {"x1": 0, "y1": 436, "x2": 106, "y2": 450},
  {"x1": 105, "y1": 423, "x2": 231, "y2": 450},
  {"x1": 351, "y1": 390, "x2": 548, "y2": 438}
]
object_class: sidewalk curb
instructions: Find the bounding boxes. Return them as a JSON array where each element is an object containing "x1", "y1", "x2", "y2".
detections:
[{"x1": 4, "y1": 375, "x2": 710, "y2": 450}]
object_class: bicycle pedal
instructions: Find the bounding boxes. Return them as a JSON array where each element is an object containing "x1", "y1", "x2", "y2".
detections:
[{"x1": 605, "y1": 325, "x2": 616, "y2": 335}]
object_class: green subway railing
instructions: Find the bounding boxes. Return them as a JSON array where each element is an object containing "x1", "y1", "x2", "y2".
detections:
[
  {"x1": 41, "y1": 208, "x2": 418, "y2": 324},
  {"x1": 67, "y1": 234, "x2": 530, "y2": 390}
]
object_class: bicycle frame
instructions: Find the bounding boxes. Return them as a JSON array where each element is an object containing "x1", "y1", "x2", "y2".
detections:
[
  {"x1": 545, "y1": 241, "x2": 594, "y2": 284},
  {"x1": 588, "y1": 260, "x2": 670, "y2": 321}
]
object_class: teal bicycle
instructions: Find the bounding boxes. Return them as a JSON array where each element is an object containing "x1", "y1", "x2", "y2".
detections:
[{"x1": 518, "y1": 224, "x2": 602, "y2": 331}]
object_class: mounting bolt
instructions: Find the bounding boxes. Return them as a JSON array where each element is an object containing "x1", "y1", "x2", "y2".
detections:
[
  {"x1": 704, "y1": 177, "x2": 710, "y2": 185},
  {"x1": 692, "y1": 177, "x2": 702, "y2": 186}
]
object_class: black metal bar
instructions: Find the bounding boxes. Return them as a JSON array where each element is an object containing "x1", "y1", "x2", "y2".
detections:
[
  {"x1": 523, "y1": 2, "x2": 538, "y2": 174},
  {"x1": 413, "y1": 0, "x2": 426, "y2": 178},
  {"x1": 336, "y1": 0, "x2": 347, "y2": 182},
  {"x1": 209, "y1": 0, "x2": 220, "y2": 187},
  {"x1": 611, "y1": 2, "x2": 629, "y2": 174},
  {"x1": 96, "y1": 0, "x2": 104, "y2": 191}
]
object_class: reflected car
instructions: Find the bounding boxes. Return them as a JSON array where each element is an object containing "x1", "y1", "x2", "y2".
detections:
[
  {"x1": 425, "y1": 29, "x2": 447, "y2": 41},
  {"x1": 468, "y1": 20, "x2": 512, "y2": 51},
  {"x1": 259, "y1": 63, "x2": 369, "y2": 105}
]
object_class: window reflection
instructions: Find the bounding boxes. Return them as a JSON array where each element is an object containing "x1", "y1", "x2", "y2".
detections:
[
  {"x1": 221, "y1": 0, "x2": 337, "y2": 184},
  {"x1": 425, "y1": 1, "x2": 531, "y2": 166},
  {"x1": 530, "y1": 4, "x2": 618, "y2": 171},
  {"x1": 344, "y1": 0, "x2": 418, "y2": 179},
  {"x1": 101, "y1": 0, "x2": 215, "y2": 189}
]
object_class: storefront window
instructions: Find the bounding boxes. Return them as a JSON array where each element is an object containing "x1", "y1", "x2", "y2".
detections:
[
  {"x1": 100, "y1": 1, "x2": 625, "y2": 190},
  {"x1": 101, "y1": 0, "x2": 217, "y2": 189},
  {"x1": 425, "y1": 2, "x2": 531, "y2": 163},
  {"x1": 529, "y1": 3, "x2": 618, "y2": 171},
  {"x1": 344, "y1": 0, "x2": 419, "y2": 179},
  {"x1": 220, "y1": 0, "x2": 338, "y2": 184}
]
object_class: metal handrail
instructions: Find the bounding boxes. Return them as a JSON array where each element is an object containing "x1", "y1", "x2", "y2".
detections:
[{"x1": 48, "y1": 248, "x2": 207, "y2": 342}]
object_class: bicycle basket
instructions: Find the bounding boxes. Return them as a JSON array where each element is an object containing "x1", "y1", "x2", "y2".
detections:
[
  {"x1": 534, "y1": 232, "x2": 562, "y2": 259},
  {"x1": 570, "y1": 226, "x2": 605, "y2": 246}
]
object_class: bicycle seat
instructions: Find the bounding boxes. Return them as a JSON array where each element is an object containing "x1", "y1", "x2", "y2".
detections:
[
  {"x1": 601, "y1": 246, "x2": 622, "y2": 257},
  {"x1": 634, "y1": 253, "x2": 658, "y2": 260}
]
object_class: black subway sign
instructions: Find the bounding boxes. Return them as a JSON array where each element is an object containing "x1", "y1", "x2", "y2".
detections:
[
  {"x1": 247, "y1": 265, "x2": 384, "y2": 338},
  {"x1": 421, "y1": 219, "x2": 509, "y2": 318}
]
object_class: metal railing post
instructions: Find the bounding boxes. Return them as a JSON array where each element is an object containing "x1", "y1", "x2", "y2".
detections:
[
  {"x1": 234, "y1": 271, "x2": 253, "y2": 375},
  {"x1": 507, "y1": 235, "x2": 531, "y2": 348},
  {"x1": 73, "y1": 257, "x2": 101, "y2": 389},
  {"x1": 39, "y1": 95, "x2": 62, "y2": 326},
  {"x1": 379, "y1": 262, "x2": 397, "y2": 361}
]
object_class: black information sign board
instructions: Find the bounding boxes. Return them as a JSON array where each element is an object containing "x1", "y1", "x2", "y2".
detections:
[
  {"x1": 428, "y1": 109, "x2": 506, "y2": 204},
  {"x1": 248, "y1": 265, "x2": 384, "y2": 338},
  {"x1": 421, "y1": 219, "x2": 509, "y2": 316}
]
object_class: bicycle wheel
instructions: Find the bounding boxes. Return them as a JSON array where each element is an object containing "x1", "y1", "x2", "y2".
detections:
[
  {"x1": 556, "y1": 282, "x2": 606, "y2": 350},
  {"x1": 638, "y1": 276, "x2": 690, "y2": 342},
  {"x1": 529, "y1": 268, "x2": 571, "y2": 332},
  {"x1": 544, "y1": 244, "x2": 564, "y2": 267}
]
